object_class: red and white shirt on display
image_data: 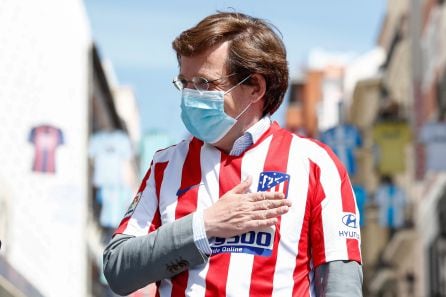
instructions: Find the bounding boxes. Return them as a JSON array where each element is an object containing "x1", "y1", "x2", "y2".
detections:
[{"x1": 115, "y1": 121, "x2": 361, "y2": 297}]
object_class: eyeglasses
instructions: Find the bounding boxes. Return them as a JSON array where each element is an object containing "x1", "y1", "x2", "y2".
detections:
[{"x1": 172, "y1": 73, "x2": 238, "y2": 92}]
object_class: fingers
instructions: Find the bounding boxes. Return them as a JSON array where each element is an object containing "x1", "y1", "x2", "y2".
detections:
[
  {"x1": 247, "y1": 191, "x2": 286, "y2": 202},
  {"x1": 228, "y1": 176, "x2": 252, "y2": 194},
  {"x1": 244, "y1": 204, "x2": 291, "y2": 229},
  {"x1": 252, "y1": 198, "x2": 291, "y2": 211},
  {"x1": 204, "y1": 188, "x2": 292, "y2": 238},
  {"x1": 245, "y1": 218, "x2": 279, "y2": 230},
  {"x1": 251, "y1": 205, "x2": 290, "y2": 219}
]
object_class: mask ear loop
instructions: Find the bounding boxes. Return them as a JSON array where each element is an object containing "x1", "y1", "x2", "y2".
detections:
[
  {"x1": 225, "y1": 74, "x2": 253, "y2": 120},
  {"x1": 235, "y1": 101, "x2": 252, "y2": 120}
]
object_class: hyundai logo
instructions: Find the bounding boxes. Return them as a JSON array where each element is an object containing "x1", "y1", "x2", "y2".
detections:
[{"x1": 342, "y1": 214, "x2": 358, "y2": 228}]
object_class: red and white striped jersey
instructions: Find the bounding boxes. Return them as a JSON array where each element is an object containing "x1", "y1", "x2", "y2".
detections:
[{"x1": 116, "y1": 122, "x2": 362, "y2": 297}]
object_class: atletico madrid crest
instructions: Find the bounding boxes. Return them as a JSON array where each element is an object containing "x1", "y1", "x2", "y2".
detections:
[
  {"x1": 257, "y1": 171, "x2": 290, "y2": 198},
  {"x1": 124, "y1": 192, "x2": 142, "y2": 218}
]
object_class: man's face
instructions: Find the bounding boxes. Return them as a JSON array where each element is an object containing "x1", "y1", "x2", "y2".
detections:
[{"x1": 179, "y1": 42, "x2": 250, "y2": 119}]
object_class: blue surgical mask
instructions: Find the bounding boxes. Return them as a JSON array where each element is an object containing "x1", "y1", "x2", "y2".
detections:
[{"x1": 180, "y1": 77, "x2": 251, "y2": 144}]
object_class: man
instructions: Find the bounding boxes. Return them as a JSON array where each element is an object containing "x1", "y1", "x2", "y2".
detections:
[{"x1": 104, "y1": 12, "x2": 363, "y2": 297}]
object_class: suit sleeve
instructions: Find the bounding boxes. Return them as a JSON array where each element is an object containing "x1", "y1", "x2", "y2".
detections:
[
  {"x1": 315, "y1": 261, "x2": 363, "y2": 297},
  {"x1": 103, "y1": 215, "x2": 208, "y2": 296},
  {"x1": 103, "y1": 162, "x2": 208, "y2": 296}
]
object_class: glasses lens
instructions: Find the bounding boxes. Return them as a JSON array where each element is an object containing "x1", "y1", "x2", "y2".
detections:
[{"x1": 192, "y1": 77, "x2": 209, "y2": 91}]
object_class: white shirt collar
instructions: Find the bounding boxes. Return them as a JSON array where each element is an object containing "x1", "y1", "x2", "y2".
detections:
[{"x1": 245, "y1": 116, "x2": 272, "y2": 144}]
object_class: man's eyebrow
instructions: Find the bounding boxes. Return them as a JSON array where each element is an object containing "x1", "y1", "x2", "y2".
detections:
[{"x1": 178, "y1": 71, "x2": 225, "y2": 81}]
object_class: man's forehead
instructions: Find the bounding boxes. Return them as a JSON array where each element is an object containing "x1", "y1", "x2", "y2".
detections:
[{"x1": 179, "y1": 42, "x2": 230, "y2": 77}]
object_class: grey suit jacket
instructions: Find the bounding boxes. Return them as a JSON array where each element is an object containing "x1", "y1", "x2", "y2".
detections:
[{"x1": 103, "y1": 213, "x2": 362, "y2": 296}]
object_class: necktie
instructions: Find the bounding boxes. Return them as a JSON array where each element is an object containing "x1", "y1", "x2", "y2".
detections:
[{"x1": 230, "y1": 133, "x2": 253, "y2": 156}]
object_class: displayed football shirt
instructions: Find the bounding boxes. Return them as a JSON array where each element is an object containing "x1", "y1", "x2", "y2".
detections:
[
  {"x1": 139, "y1": 130, "x2": 173, "y2": 179},
  {"x1": 419, "y1": 121, "x2": 446, "y2": 171},
  {"x1": 96, "y1": 185, "x2": 133, "y2": 228},
  {"x1": 88, "y1": 130, "x2": 133, "y2": 187},
  {"x1": 372, "y1": 121, "x2": 411, "y2": 174},
  {"x1": 375, "y1": 183, "x2": 406, "y2": 228},
  {"x1": 353, "y1": 184, "x2": 367, "y2": 227},
  {"x1": 28, "y1": 124, "x2": 64, "y2": 173},
  {"x1": 116, "y1": 122, "x2": 362, "y2": 296},
  {"x1": 319, "y1": 124, "x2": 362, "y2": 175}
]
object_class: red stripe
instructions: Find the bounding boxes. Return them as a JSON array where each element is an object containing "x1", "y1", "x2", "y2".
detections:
[
  {"x1": 204, "y1": 153, "x2": 243, "y2": 297},
  {"x1": 138, "y1": 162, "x2": 154, "y2": 193},
  {"x1": 155, "y1": 282, "x2": 161, "y2": 297},
  {"x1": 47, "y1": 128, "x2": 57, "y2": 172},
  {"x1": 115, "y1": 164, "x2": 153, "y2": 235},
  {"x1": 114, "y1": 216, "x2": 130, "y2": 235},
  {"x1": 283, "y1": 180, "x2": 289, "y2": 197},
  {"x1": 308, "y1": 161, "x2": 327, "y2": 267},
  {"x1": 34, "y1": 127, "x2": 44, "y2": 171},
  {"x1": 149, "y1": 162, "x2": 168, "y2": 233},
  {"x1": 33, "y1": 145, "x2": 42, "y2": 171},
  {"x1": 319, "y1": 142, "x2": 361, "y2": 263},
  {"x1": 171, "y1": 138, "x2": 203, "y2": 297},
  {"x1": 292, "y1": 161, "x2": 320, "y2": 297},
  {"x1": 249, "y1": 129, "x2": 292, "y2": 297}
]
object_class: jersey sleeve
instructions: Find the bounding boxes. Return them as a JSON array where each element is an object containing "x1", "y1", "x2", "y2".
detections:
[
  {"x1": 309, "y1": 142, "x2": 362, "y2": 268},
  {"x1": 28, "y1": 127, "x2": 36, "y2": 144},
  {"x1": 354, "y1": 126, "x2": 362, "y2": 148},
  {"x1": 57, "y1": 128, "x2": 65, "y2": 145},
  {"x1": 114, "y1": 160, "x2": 161, "y2": 237}
]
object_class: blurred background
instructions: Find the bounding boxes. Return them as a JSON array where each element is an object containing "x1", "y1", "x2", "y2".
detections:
[{"x1": 0, "y1": 0, "x2": 445, "y2": 296}]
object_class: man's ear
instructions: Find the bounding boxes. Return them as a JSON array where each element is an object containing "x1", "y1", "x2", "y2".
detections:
[{"x1": 248, "y1": 73, "x2": 266, "y2": 103}]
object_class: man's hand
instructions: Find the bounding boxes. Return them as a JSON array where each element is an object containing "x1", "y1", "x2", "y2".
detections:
[{"x1": 203, "y1": 176, "x2": 292, "y2": 238}]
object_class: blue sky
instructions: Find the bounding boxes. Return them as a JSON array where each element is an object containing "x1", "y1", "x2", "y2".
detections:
[{"x1": 84, "y1": 0, "x2": 386, "y2": 142}]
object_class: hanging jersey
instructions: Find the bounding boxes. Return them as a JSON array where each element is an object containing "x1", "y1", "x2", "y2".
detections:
[
  {"x1": 139, "y1": 130, "x2": 173, "y2": 179},
  {"x1": 352, "y1": 185, "x2": 367, "y2": 227},
  {"x1": 28, "y1": 124, "x2": 64, "y2": 173},
  {"x1": 116, "y1": 122, "x2": 362, "y2": 297},
  {"x1": 97, "y1": 185, "x2": 133, "y2": 228},
  {"x1": 419, "y1": 121, "x2": 446, "y2": 171},
  {"x1": 88, "y1": 131, "x2": 133, "y2": 187},
  {"x1": 372, "y1": 121, "x2": 411, "y2": 174},
  {"x1": 319, "y1": 124, "x2": 362, "y2": 175},
  {"x1": 375, "y1": 184, "x2": 406, "y2": 228}
]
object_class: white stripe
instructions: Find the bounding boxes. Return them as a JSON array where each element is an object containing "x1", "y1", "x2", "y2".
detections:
[
  {"x1": 158, "y1": 140, "x2": 191, "y2": 297},
  {"x1": 272, "y1": 136, "x2": 310, "y2": 296},
  {"x1": 200, "y1": 144, "x2": 223, "y2": 205},
  {"x1": 159, "y1": 140, "x2": 190, "y2": 224},
  {"x1": 159, "y1": 278, "x2": 172, "y2": 297},
  {"x1": 185, "y1": 143, "x2": 221, "y2": 296},
  {"x1": 225, "y1": 253, "x2": 254, "y2": 296},
  {"x1": 307, "y1": 139, "x2": 348, "y2": 261},
  {"x1": 225, "y1": 135, "x2": 272, "y2": 297},
  {"x1": 123, "y1": 169, "x2": 157, "y2": 236},
  {"x1": 186, "y1": 263, "x2": 210, "y2": 296}
]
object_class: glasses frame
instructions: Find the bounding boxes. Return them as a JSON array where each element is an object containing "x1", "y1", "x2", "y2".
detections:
[{"x1": 172, "y1": 73, "x2": 238, "y2": 92}]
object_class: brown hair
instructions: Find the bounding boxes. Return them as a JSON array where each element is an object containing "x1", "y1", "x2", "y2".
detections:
[{"x1": 172, "y1": 12, "x2": 289, "y2": 116}]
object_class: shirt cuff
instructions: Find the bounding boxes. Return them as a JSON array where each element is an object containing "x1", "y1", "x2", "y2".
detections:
[{"x1": 192, "y1": 209, "x2": 212, "y2": 255}]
